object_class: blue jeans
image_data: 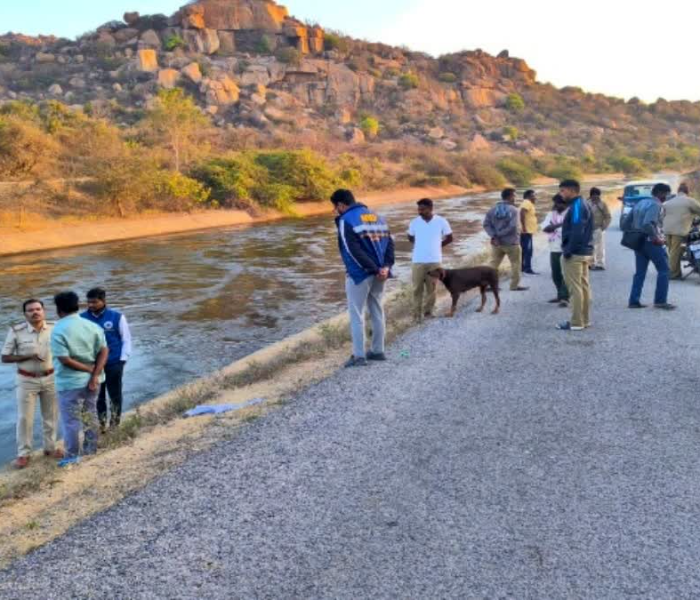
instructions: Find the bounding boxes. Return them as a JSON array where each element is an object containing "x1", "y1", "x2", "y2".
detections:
[
  {"x1": 629, "y1": 241, "x2": 670, "y2": 305},
  {"x1": 521, "y1": 233, "x2": 534, "y2": 272},
  {"x1": 58, "y1": 387, "x2": 99, "y2": 459}
]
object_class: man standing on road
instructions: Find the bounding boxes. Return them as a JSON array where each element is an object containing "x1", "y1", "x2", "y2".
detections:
[
  {"x1": 628, "y1": 183, "x2": 676, "y2": 310},
  {"x1": 81, "y1": 288, "x2": 132, "y2": 432},
  {"x1": 51, "y1": 291, "x2": 109, "y2": 466},
  {"x1": 557, "y1": 180, "x2": 594, "y2": 331},
  {"x1": 331, "y1": 189, "x2": 395, "y2": 368},
  {"x1": 520, "y1": 189, "x2": 538, "y2": 274},
  {"x1": 408, "y1": 198, "x2": 453, "y2": 322},
  {"x1": 1, "y1": 299, "x2": 63, "y2": 469},
  {"x1": 541, "y1": 194, "x2": 570, "y2": 307},
  {"x1": 484, "y1": 188, "x2": 528, "y2": 292},
  {"x1": 589, "y1": 187, "x2": 612, "y2": 271},
  {"x1": 664, "y1": 182, "x2": 700, "y2": 280}
]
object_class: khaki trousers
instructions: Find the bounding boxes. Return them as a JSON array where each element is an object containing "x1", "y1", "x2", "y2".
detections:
[
  {"x1": 16, "y1": 374, "x2": 58, "y2": 457},
  {"x1": 667, "y1": 234, "x2": 685, "y2": 279},
  {"x1": 593, "y1": 229, "x2": 606, "y2": 268},
  {"x1": 562, "y1": 255, "x2": 592, "y2": 328},
  {"x1": 412, "y1": 263, "x2": 441, "y2": 320},
  {"x1": 490, "y1": 244, "x2": 522, "y2": 290}
]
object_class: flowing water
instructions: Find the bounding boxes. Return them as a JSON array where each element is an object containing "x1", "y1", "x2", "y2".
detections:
[{"x1": 0, "y1": 180, "x2": 627, "y2": 465}]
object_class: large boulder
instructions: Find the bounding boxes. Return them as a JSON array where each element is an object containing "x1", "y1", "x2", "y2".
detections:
[
  {"x1": 114, "y1": 27, "x2": 139, "y2": 43},
  {"x1": 140, "y1": 29, "x2": 162, "y2": 49},
  {"x1": 124, "y1": 11, "x2": 140, "y2": 26},
  {"x1": 462, "y1": 87, "x2": 498, "y2": 108},
  {"x1": 181, "y1": 62, "x2": 203, "y2": 84},
  {"x1": 203, "y1": 74, "x2": 240, "y2": 105},
  {"x1": 181, "y1": 4, "x2": 206, "y2": 29},
  {"x1": 182, "y1": 29, "x2": 220, "y2": 54},
  {"x1": 137, "y1": 48, "x2": 159, "y2": 72},
  {"x1": 181, "y1": 0, "x2": 289, "y2": 32},
  {"x1": 218, "y1": 31, "x2": 235, "y2": 55},
  {"x1": 35, "y1": 52, "x2": 56, "y2": 63},
  {"x1": 241, "y1": 65, "x2": 270, "y2": 86},
  {"x1": 157, "y1": 68, "x2": 180, "y2": 88}
]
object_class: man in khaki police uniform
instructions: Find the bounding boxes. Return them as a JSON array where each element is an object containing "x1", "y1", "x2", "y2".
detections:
[{"x1": 1, "y1": 299, "x2": 63, "y2": 469}]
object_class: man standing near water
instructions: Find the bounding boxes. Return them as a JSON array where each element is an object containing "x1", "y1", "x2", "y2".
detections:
[
  {"x1": 557, "y1": 180, "x2": 594, "y2": 331},
  {"x1": 520, "y1": 190, "x2": 538, "y2": 274},
  {"x1": 2, "y1": 299, "x2": 63, "y2": 469},
  {"x1": 484, "y1": 188, "x2": 528, "y2": 291},
  {"x1": 589, "y1": 187, "x2": 611, "y2": 270},
  {"x1": 408, "y1": 198, "x2": 453, "y2": 322},
  {"x1": 81, "y1": 288, "x2": 132, "y2": 432},
  {"x1": 331, "y1": 189, "x2": 395, "y2": 368},
  {"x1": 51, "y1": 291, "x2": 109, "y2": 466}
]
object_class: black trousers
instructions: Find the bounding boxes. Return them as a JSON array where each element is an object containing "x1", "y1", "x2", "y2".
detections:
[
  {"x1": 521, "y1": 233, "x2": 534, "y2": 272},
  {"x1": 98, "y1": 361, "x2": 125, "y2": 427}
]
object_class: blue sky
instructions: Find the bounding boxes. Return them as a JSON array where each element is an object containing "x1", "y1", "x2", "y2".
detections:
[{"x1": 2, "y1": 0, "x2": 699, "y2": 102}]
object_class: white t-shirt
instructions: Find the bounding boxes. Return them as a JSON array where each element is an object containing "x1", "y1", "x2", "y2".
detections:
[{"x1": 408, "y1": 215, "x2": 453, "y2": 264}]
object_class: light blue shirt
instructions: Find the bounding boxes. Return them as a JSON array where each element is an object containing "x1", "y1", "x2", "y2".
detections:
[{"x1": 50, "y1": 314, "x2": 108, "y2": 392}]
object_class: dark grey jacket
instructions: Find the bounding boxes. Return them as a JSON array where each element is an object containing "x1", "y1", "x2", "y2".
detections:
[{"x1": 483, "y1": 202, "x2": 520, "y2": 246}]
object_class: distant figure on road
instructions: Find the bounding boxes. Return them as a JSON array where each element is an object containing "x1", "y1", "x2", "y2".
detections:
[
  {"x1": 1, "y1": 299, "x2": 63, "y2": 470},
  {"x1": 408, "y1": 198, "x2": 453, "y2": 322},
  {"x1": 628, "y1": 183, "x2": 676, "y2": 310},
  {"x1": 663, "y1": 182, "x2": 700, "y2": 280},
  {"x1": 51, "y1": 291, "x2": 109, "y2": 466},
  {"x1": 484, "y1": 188, "x2": 528, "y2": 292},
  {"x1": 557, "y1": 179, "x2": 594, "y2": 331},
  {"x1": 520, "y1": 189, "x2": 538, "y2": 274},
  {"x1": 81, "y1": 288, "x2": 132, "y2": 432},
  {"x1": 589, "y1": 187, "x2": 612, "y2": 270},
  {"x1": 331, "y1": 189, "x2": 395, "y2": 368},
  {"x1": 541, "y1": 194, "x2": 570, "y2": 307}
]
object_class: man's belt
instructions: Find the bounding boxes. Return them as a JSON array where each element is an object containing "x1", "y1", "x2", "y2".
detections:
[{"x1": 18, "y1": 369, "x2": 54, "y2": 378}]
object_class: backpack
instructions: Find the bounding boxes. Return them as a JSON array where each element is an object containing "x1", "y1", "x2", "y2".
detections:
[{"x1": 619, "y1": 203, "x2": 635, "y2": 232}]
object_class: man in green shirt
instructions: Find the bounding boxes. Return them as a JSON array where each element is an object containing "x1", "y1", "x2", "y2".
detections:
[{"x1": 51, "y1": 291, "x2": 109, "y2": 466}]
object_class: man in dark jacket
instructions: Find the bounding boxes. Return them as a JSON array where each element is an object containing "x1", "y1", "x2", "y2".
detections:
[
  {"x1": 331, "y1": 189, "x2": 395, "y2": 368},
  {"x1": 557, "y1": 180, "x2": 594, "y2": 331}
]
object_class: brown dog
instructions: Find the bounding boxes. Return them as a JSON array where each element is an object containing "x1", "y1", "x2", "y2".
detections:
[{"x1": 429, "y1": 266, "x2": 501, "y2": 316}]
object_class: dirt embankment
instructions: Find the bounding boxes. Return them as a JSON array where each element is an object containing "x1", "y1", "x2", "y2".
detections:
[{"x1": 0, "y1": 184, "x2": 472, "y2": 258}]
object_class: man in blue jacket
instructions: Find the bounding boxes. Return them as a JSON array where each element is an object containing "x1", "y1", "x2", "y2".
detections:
[
  {"x1": 331, "y1": 189, "x2": 395, "y2": 368},
  {"x1": 81, "y1": 288, "x2": 133, "y2": 430},
  {"x1": 557, "y1": 180, "x2": 594, "y2": 331}
]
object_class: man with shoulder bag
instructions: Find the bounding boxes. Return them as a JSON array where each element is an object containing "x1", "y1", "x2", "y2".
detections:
[{"x1": 624, "y1": 183, "x2": 675, "y2": 310}]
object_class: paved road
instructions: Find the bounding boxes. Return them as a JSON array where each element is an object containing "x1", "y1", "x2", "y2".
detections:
[{"x1": 2, "y1": 233, "x2": 700, "y2": 599}]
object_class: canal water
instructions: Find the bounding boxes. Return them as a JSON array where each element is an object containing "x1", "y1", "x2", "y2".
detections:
[{"x1": 0, "y1": 180, "x2": 626, "y2": 464}]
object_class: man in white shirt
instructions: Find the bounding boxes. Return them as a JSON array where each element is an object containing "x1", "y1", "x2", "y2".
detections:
[{"x1": 408, "y1": 198, "x2": 454, "y2": 322}]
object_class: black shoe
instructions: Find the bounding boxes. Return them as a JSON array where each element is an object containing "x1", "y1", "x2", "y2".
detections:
[
  {"x1": 558, "y1": 300, "x2": 569, "y2": 308},
  {"x1": 523, "y1": 270, "x2": 539, "y2": 275},
  {"x1": 654, "y1": 303, "x2": 677, "y2": 311},
  {"x1": 344, "y1": 356, "x2": 368, "y2": 368},
  {"x1": 547, "y1": 298, "x2": 560, "y2": 303},
  {"x1": 366, "y1": 352, "x2": 387, "y2": 362},
  {"x1": 628, "y1": 303, "x2": 647, "y2": 309}
]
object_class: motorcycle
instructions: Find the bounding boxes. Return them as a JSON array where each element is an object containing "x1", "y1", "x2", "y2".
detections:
[{"x1": 682, "y1": 217, "x2": 700, "y2": 279}]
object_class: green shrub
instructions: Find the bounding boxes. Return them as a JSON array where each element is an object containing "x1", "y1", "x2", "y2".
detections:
[
  {"x1": 464, "y1": 156, "x2": 506, "y2": 188},
  {"x1": 606, "y1": 155, "x2": 646, "y2": 176},
  {"x1": 399, "y1": 72, "x2": 419, "y2": 89},
  {"x1": 496, "y1": 157, "x2": 536, "y2": 186},
  {"x1": 384, "y1": 67, "x2": 400, "y2": 79},
  {"x1": 276, "y1": 47, "x2": 301, "y2": 66},
  {"x1": 154, "y1": 171, "x2": 211, "y2": 209},
  {"x1": 323, "y1": 32, "x2": 349, "y2": 53},
  {"x1": 255, "y1": 35, "x2": 274, "y2": 54},
  {"x1": 438, "y1": 72, "x2": 457, "y2": 84},
  {"x1": 164, "y1": 35, "x2": 187, "y2": 51},
  {"x1": 503, "y1": 126, "x2": 519, "y2": 141},
  {"x1": 254, "y1": 182, "x2": 297, "y2": 214},
  {"x1": 191, "y1": 155, "x2": 266, "y2": 207},
  {"x1": 506, "y1": 93, "x2": 525, "y2": 112},
  {"x1": 254, "y1": 150, "x2": 339, "y2": 201},
  {"x1": 548, "y1": 164, "x2": 583, "y2": 181},
  {"x1": 360, "y1": 116, "x2": 380, "y2": 139}
]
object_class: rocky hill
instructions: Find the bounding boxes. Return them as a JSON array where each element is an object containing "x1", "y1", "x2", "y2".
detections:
[{"x1": 2, "y1": 0, "x2": 699, "y2": 162}]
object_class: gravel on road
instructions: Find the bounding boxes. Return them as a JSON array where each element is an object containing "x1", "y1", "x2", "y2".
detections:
[{"x1": 1, "y1": 232, "x2": 700, "y2": 599}]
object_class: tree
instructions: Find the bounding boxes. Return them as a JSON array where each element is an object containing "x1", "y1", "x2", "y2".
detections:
[
  {"x1": 144, "y1": 88, "x2": 208, "y2": 172},
  {"x1": 0, "y1": 116, "x2": 57, "y2": 179},
  {"x1": 506, "y1": 93, "x2": 525, "y2": 112},
  {"x1": 360, "y1": 116, "x2": 380, "y2": 139}
]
